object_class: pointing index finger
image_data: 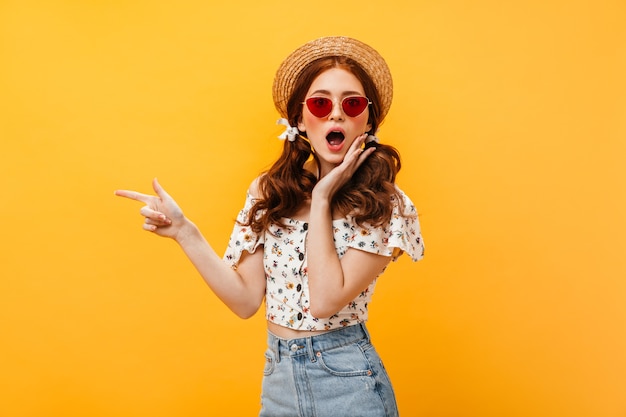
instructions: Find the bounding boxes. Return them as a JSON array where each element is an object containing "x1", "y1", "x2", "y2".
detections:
[{"x1": 114, "y1": 189, "x2": 153, "y2": 204}]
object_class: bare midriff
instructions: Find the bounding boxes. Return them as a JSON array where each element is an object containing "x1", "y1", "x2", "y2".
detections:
[{"x1": 267, "y1": 321, "x2": 333, "y2": 340}]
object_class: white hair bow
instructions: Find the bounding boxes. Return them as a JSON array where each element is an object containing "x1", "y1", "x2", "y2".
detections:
[
  {"x1": 366, "y1": 133, "x2": 380, "y2": 143},
  {"x1": 277, "y1": 118, "x2": 299, "y2": 142}
]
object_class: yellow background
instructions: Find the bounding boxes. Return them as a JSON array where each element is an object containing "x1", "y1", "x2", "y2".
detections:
[{"x1": 1, "y1": 0, "x2": 625, "y2": 416}]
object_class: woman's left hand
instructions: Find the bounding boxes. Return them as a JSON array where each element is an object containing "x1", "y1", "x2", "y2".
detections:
[{"x1": 312, "y1": 133, "x2": 375, "y2": 201}]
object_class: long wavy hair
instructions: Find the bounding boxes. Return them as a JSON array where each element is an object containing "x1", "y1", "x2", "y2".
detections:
[{"x1": 245, "y1": 56, "x2": 405, "y2": 233}]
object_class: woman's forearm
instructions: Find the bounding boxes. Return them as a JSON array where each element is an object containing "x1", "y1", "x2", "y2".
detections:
[
  {"x1": 306, "y1": 197, "x2": 347, "y2": 318},
  {"x1": 175, "y1": 220, "x2": 265, "y2": 319}
]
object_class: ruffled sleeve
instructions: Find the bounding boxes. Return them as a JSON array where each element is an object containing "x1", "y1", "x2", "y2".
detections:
[
  {"x1": 222, "y1": 191, "x2": 265, "y2": 269},
  {"x1": 346, "y1": 188, "x2": 424, "y2": 262}
]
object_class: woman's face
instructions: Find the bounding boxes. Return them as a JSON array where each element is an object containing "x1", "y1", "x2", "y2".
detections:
[{"x1": 297, "y1": 67, "x2": 372, "y2": 176}]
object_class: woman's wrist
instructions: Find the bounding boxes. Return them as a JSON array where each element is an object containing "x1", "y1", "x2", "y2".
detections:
[
  {"x1": 310, "y1": 197, "x2": 332, "y2": 217},
  {"x1": 174, "y1": 218, "x2": 200, "y2": 246},
  {"x1": 311, "y1": 187, "x2": 333, "y2": 207}
]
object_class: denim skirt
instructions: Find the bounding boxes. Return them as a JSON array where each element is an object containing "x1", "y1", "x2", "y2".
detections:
[{"x1": 260, "y1": 323, "x2": 399, "y2": 417}]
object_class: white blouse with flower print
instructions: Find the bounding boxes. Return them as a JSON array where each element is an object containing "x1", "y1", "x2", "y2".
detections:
[{"x1": 223, "y1": 186, "x2": 424, "y2": 331}]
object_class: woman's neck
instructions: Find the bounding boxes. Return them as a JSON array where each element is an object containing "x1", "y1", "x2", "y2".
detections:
[{"x1": 304, "y1": 158, "x2": 335, "y2": 179}]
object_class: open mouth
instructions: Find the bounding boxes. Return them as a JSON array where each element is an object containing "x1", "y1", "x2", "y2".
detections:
[{"x1": 326, "y1": 131, "x2": 345, "y2": 147}]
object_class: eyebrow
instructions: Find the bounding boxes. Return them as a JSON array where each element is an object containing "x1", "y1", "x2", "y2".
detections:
[{"x1": 309, "y1": 89, "x2": 365, "y2": 97}]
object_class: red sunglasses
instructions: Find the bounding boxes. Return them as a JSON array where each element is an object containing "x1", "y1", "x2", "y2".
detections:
[{"x1": 303, "y1": 96, "x2": 371, "y2": 118}]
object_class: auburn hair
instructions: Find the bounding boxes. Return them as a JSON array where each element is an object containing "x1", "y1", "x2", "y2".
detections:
[{"x1": 245, "y1": 56, "x2": 405, "y2": 233}]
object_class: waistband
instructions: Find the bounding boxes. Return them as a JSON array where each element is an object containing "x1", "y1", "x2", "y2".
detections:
[{"x1": 267, "y1": 322, "x2": 371, "y2": 363}]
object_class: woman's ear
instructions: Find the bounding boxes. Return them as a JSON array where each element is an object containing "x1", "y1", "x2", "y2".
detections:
[{"x1": 298, "y1": 120, "x2": 306, "y2": 132}]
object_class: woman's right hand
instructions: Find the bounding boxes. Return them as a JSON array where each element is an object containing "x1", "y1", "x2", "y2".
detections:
[
  {"x1": 115, "y1": 178, "x2": 188, "y2": 240},
  {"x1": 312, "y1": 133, "x2": 374, "y2": 201}
]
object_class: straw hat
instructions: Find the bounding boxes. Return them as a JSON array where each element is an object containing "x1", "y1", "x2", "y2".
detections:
[{"x1": 272, "y1": 36, "x2": 393, "y2": 121}]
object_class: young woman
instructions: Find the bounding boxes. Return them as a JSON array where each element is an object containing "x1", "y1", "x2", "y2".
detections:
[{"x1": 116, "y1": 36, "x2": 424, "y2": 417}]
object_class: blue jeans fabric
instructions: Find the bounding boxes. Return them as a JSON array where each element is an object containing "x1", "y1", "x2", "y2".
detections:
[{"x1": 260, "y1": 323, "x2": 399, "y2": 417}]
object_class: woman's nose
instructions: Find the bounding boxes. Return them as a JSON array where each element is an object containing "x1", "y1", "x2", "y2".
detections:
[{"x1": 328, "y1": 100, "x2": 344, "y2": 121}]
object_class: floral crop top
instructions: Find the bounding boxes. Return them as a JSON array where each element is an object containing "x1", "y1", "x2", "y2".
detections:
[{"x1": 223, "y1": 186, "x2": 424, "y2": 331}]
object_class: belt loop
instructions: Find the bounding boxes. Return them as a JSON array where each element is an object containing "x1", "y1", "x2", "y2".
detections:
[
  {"x1": 360, "y1": 322, "x2": 371, "y2": 342},
  {"x1": 272, "y1": 334, "x2": 281, "y2": 363},
  {"x1": 306, "y1": 337, "x2": 316, "y2": 362}
]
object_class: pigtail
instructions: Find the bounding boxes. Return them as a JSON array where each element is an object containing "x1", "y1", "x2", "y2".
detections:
[{"x1": 246, "y1": 138, "x2": 317, "y2": 233}]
